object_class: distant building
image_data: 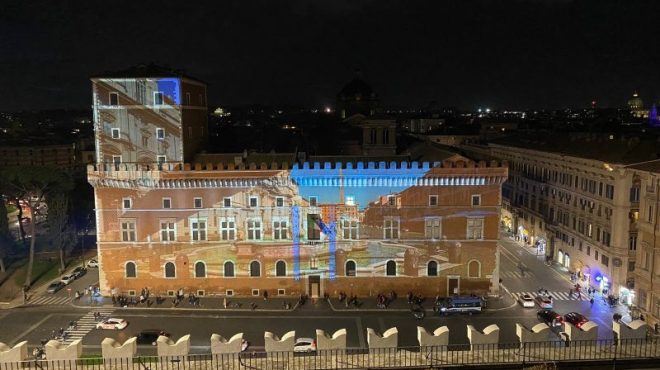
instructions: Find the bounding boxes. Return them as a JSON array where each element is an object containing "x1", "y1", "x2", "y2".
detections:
[
  {"x1": 336, "y1": 71, "x2": 379, "y2": 119},
  {"x1": 627, "y1": 92, "x2": 648, "y2": 119},
  {"x1": 0, "y1": 144, "x2": 77, "y2": 171}
]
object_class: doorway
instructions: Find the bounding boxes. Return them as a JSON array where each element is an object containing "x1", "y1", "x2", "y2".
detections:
[
  {"x1": 447, "y1": 276, "x2": 460, "y2": 296},
  {"x1": 309, "y1": 275, "x2": 321, "y2": 298}
]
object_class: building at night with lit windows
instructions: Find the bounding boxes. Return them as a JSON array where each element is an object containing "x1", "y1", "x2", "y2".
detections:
[{"x1": 88, "y1": 66, "x2": 508, "y2": 299}]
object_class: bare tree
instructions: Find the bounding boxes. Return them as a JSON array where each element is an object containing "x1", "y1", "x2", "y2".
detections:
[{"x1": 47, "y1": 192, "x2": 76, "y2": 272}]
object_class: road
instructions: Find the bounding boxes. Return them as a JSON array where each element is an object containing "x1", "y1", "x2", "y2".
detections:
[{"x1": 0, "y1": 234, "x2": 626, "y2": 355}]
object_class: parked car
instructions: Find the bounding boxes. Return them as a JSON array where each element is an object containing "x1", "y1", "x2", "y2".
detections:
[
  {"x1": 518, "y1": 293, "x2": 535, "y2": 308},
  {"x1": 60, "y1": 274, "x2": 76, "y2": 285},
  {"x1": 96, "y1": 318, "x2": 128, "y2": 330},
  {"x1": 535, "y1": 295, "x2": 553, "y2": 309},
  {"x1": 564, "y1": 312, "x2": 589, "y2": 329},
  {"x1": 86, "y1": 259, "x2": 98, "y2": 268},
  {"x1": 72, "y1": 267, "x2": 87, "y2": 279},
  {"x1": 46, "y1": 282, "x2": 65, "y2": 293},
  {"x1": 293, "y1": 338, "x2": 317, "y2": 353},
  {"x1": 136, "y1": 330, "x2": 170, "y2": 346},
  {"x1": 537, "y1": 309, "x2": 563, "y2": 327}
]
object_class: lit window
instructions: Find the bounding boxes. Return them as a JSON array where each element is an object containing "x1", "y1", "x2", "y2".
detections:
[
  {"x1": 467, "y1": 217, "x2": 484, "y2": 240},
  {"x1": 247, "y1": 219, "x2": 262, "y2": 240},
  {"x1": 121, "y1": 220, "x2": 136, "y2": 242},
  {"x1": 160, "y1": 221, "x2": 176, "y2": 242},
  {"x1": 109, "y1": 92, "x2": 119, "y2": 106},
  {"x1": 190, "y1": 218, "x2": 207, "y2": 241},
  {"x1": 383, "y1": 217, "x2": 400, "y2": 239},
  {"x1": 219, "y1": 217, "x2": 236, "y2": 240},
  {"x1": 194, "y1": 197, "x2": 203, "y2": 209}
]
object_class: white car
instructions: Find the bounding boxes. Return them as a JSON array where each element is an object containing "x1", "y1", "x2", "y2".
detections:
[
  {"x1": 518, "y1": 293, "x2": 535, "y2": 308},
  {"x1": 60, "y1": 274, "x2": 76, "y2": 285},
  {"x1": 535, "y1": 295, "x2": 553, "y2": 309},
  {"x1": 293, "y1": 338, "x2": 317, "y2": 353},
  {"x1": 96, "y1": 318, "x2": 128, "y2": 330},
  {"x1": 86, "y1": 259, "x2": 99, "y2": 268}
]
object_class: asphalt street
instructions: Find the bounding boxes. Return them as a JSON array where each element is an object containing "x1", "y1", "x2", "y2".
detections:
[{"x1": 0, "y1": 234, "x2": 627, "y2": 355}]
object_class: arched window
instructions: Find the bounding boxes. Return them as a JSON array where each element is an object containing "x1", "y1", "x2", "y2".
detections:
[
  {"x1": 467, "y1": 260, "x2": 481, "y2": 278},
  {"x1": 125, "y1": 261, "x2": 136, "y2": 278},
  {"x1": 250, "y1": 261, "x2": 261, "y2": 277},
  {"x1": 345, "y1": 260, "x2": 356, "y2": 277},
  {"x1": 386, "y1": 260, "x2": 396, "y2": 276},
  {"x1": 427, "y1": 260, "x2": 438, "y2": 276},
  {"x1": 275, "y1": 260, "x2": 286, "y2": 277},
  {"x1": 164, "y1": 262, "x2": 176, "y2": 278},
  {"x1": 194, "y1": 261, "x2": 206, "y2": 278},
  {"x1": 224, "y1": 261, "x2": 235, "y2": 277}
]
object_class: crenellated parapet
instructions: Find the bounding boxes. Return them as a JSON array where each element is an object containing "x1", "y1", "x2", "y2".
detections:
[{"x1": 87, "y1": 160, "x2": 508, "y2": 189}]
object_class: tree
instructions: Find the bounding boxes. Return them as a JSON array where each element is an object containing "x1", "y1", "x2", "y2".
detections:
[
  {"x1": 47, "y1": 192, "x2": 76, "y2": 272},
  {"x1": 0, "y1": 166, "x2": 73, "y2": 287}
]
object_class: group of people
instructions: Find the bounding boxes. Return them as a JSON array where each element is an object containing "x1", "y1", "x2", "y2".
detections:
[
  {"x1": 337, "y1": 292, "x2": 361, "y2": 307},
  {"x1": 407, "y1": 291, "x2": 424, "y2": 306}
]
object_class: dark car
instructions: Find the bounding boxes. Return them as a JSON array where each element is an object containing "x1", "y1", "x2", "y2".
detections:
[
  {"x1": 564, "y1": 312, "x2": 589, "y2": 329},
  {"x1": 46, "y1": 282, "x2": 65, "y2": 294},
  {"x1": 136, "y1": 330, "x2": 170, "y2": 346},
  {"x1": 537, "y1": 309, "x2": 563, "y2": 327},
  {"x1": 72, "y1": 267, "x2": 87, "y2": 279}
]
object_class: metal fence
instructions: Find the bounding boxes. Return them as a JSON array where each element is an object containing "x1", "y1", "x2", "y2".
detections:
[{"x1": 2, "y1": 338, "x2": 658, "y2": 370}]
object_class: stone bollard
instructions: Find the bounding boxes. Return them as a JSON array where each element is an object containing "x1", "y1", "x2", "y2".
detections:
[
  {"x1": 316, "y1": 329, "x2": 347, "y2": 354},
  {"x1": 467, "y1": 324, "x2": 499, "y2": 351},
  {"x1": 101, "y1": 337, "x2": 137, "y2": 365}
]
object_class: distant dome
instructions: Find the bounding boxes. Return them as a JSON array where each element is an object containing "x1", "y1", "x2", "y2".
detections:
[
  {"x1": 627, "y1": 92, "x2": 644, "y2": 110},
  {"x1": 338, "y1": 70, "x2": 376, "y2": 100}
]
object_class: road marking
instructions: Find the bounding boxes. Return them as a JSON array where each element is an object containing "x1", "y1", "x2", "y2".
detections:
[
  {"x1": 499, "y1": 245, "x2": 520, "y2": 264},
  {"x1": 63, "y1": 307, "x2": 116, "y2": 344},
  {"x1": 28, "y1": 296, "x2": 71, "y2": 305},
  {"x1": 355, "y1": 317, "x2": 365, "y2": 349},
  {"x1": 509, "y1": 291, "x2": 590, "y2": 302},
  {"x1": 11, "y1": 314, "x2": 53, "y2": 346}
]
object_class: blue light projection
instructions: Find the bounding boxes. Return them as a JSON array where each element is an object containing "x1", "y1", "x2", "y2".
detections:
[
  {"x1": 650, "y1": 104, "x2": 659, "y2": 127},
  {"x1": 317, "y1": 217, "x2": 337, "y2": 281},
  {"x1": 157, "y1": 78, "x2": 181, "y2": 105}
]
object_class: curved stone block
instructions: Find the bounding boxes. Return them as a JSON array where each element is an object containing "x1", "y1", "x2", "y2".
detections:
[
  {"x1": 613, "y1": 320, "x2": 647, "y2": 345},
  {"x1": 417, "y1": 326, "x2": 449, "y2": 348},
  {"x1": 316, "y1": 329, "x2": 347, "y2": 353},
  {"x1": 264, "y1": 331, "x2": 295, "y2": 354},
  {"x1": 564, "y1": 321, "x2": 598, "y2": 343},
  {"x1": 467, "y1": 324, "x2": 500, "y2": 350},
  {"x1": 0, "y1": 341, "x2": 28, "y2": 364},
  {"x1": 156, "y1": 335, "x2": 190, "y2": 358},
  {"x1": 367, "y1": 327, "x2": 398, "y2": 353},
  {"x1": 45, "y1": 339, "x2": 83, "y2": 361},
  {"x1": 101, "y1": 337, "x2": 137, "y2": 363},
  {"x1": 211, "y1": 333, "x2": 244, "y2": 354},
  {"x1": 515, "y1": 323, "x2": 550, "y2": 348}
]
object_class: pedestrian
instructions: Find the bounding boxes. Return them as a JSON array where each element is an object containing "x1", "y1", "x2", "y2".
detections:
[
  {"x1": 590, "y1": 298, "x2": 594, "y2": 306},
  {"x1": 223, "y1": 297, "x2": 227, "y2": 309},
  {"x1": 568, "y1": 289, "x2": 572, "y2": 298},
  {"x1": 263, "y1": 290, "x2": 268, "y2": 301}
]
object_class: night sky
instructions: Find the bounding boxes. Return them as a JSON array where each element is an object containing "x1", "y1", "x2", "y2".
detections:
[{"x1": 2, "y1": 0, "x2": 659, "y2": 111}]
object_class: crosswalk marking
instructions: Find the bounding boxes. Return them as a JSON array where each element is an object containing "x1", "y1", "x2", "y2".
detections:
[
  {"x1": 28, "y1": 296, "x2": 71, "y2": 305},
  {"x1": 62, "y1": 308, "x2": 116, "y2": 344},
  {"x1": 510, "y1": 291, "x2": 590, "y2": 302},
  {"x1": 501, "y1": 271, "x2": 536, "y2": 279}
]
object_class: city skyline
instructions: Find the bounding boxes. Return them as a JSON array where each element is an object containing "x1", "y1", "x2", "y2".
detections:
[{"x1": 2, "y1": 0, "x2": 660, "y2": 111}]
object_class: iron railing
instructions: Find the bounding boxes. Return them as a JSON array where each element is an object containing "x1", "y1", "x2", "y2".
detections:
[{"x1": 1, "y1": 338, "x2": 658, "y2": 370}]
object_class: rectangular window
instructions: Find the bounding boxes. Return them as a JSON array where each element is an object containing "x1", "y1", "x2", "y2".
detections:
[
  {"x1": 156, "y1": 128, "x2": 165, "y2": 140},
  {"x1": 587, "y1": 246, "x2": 591, "y2": 256},
  {"x1": 160, "y1": 221, "x2": 176, "y2": 242},
  {"x1": 630, "y1": 187, "x2": 640, "y2": 202},
  {"x1": 342, "y1": 219, "x2": 359, "y2": 240},
  {"x1": 111, "y1": 128, "x2": 120, "y2": 139},
  {"x1": 121, "y1": 220, "x2": 136, "y2": 242},
  {"x1": 223, "y1": 197, "x2": 232, "y2": 208},
  {"x1": 162, "y1": 198, "x2": 171, "y2": 209},
  {"x1": 186, "y1": 92, "x2": 191, "y2": 105},
  {"x1": 154, "y1": 92, "x2": 164, "y2": 105},
  {"x1": 602, "y1": 255, "x2": 609, "y2": 267},
  {"x1": 249, "y1": 196, "x2": 258, "y2": 208},
  {"x1": 109, "y1": 92, "x2": 119, "y2": 106},
  {"x1": 273, "y1": 218, "x2": 288, "y2": 240},
  {"x1": 247, "y1": 219, "x2": 262, "y2": 240},
  {"x1": 275, "y1": 197, "x2": 284, "y2": 207},
  {"x1": 629, "y1": 235, "x2": 637, "y2": 251},
  {"x1": 605, "y1": 184, "x2": 615, "y2": 200},
  {"x1": 190, "y1": 218, "x2": 207, "y2": 241},
  {"x1": 429, "y1": 195, "x2": 438, "y2": 206},
  {"x1": 595, "y1": 250, "x2": 599, "y2": 260},
  {"x1": 370, "y1": 128, "x2": 377, "y2": 144},
  {"x1": 194, "y1": 197, "x2": 203, "y2": 209},
  {"x1": 219, "y1": 217, "x2": 236, "y2": 240},
  {"x1": 425, "y1": 217, "x2": 441, "y2": 239},
  {"x1": 122, "y1": 198, "x2": 132, "y2": 209},
  {"x1": 471, "y1": 195, "x2": 481, "y2": 206},
  {"x1": 649, "y1": 205, "x2": 655, "y2": 223},
  {"x1": 383, "y1": 217, "x2": 400, "y2": 239},
  {"x1": 157, "y1": 155, "x2": 166, "y2": 165},
  {"x1": 466, "y1": 217, "x2": 484, "y2": 240},
  {"x1": 308, "y1": 196, "x2": 318, "y2": 207},
  {"x1": 307, "y1": 214, "x2": 321, "y2": 240}
]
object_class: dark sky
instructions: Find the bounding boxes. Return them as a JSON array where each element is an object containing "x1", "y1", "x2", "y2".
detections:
[{"x1": 1, "y1": 0, "x2": 659, "y2": 111}]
